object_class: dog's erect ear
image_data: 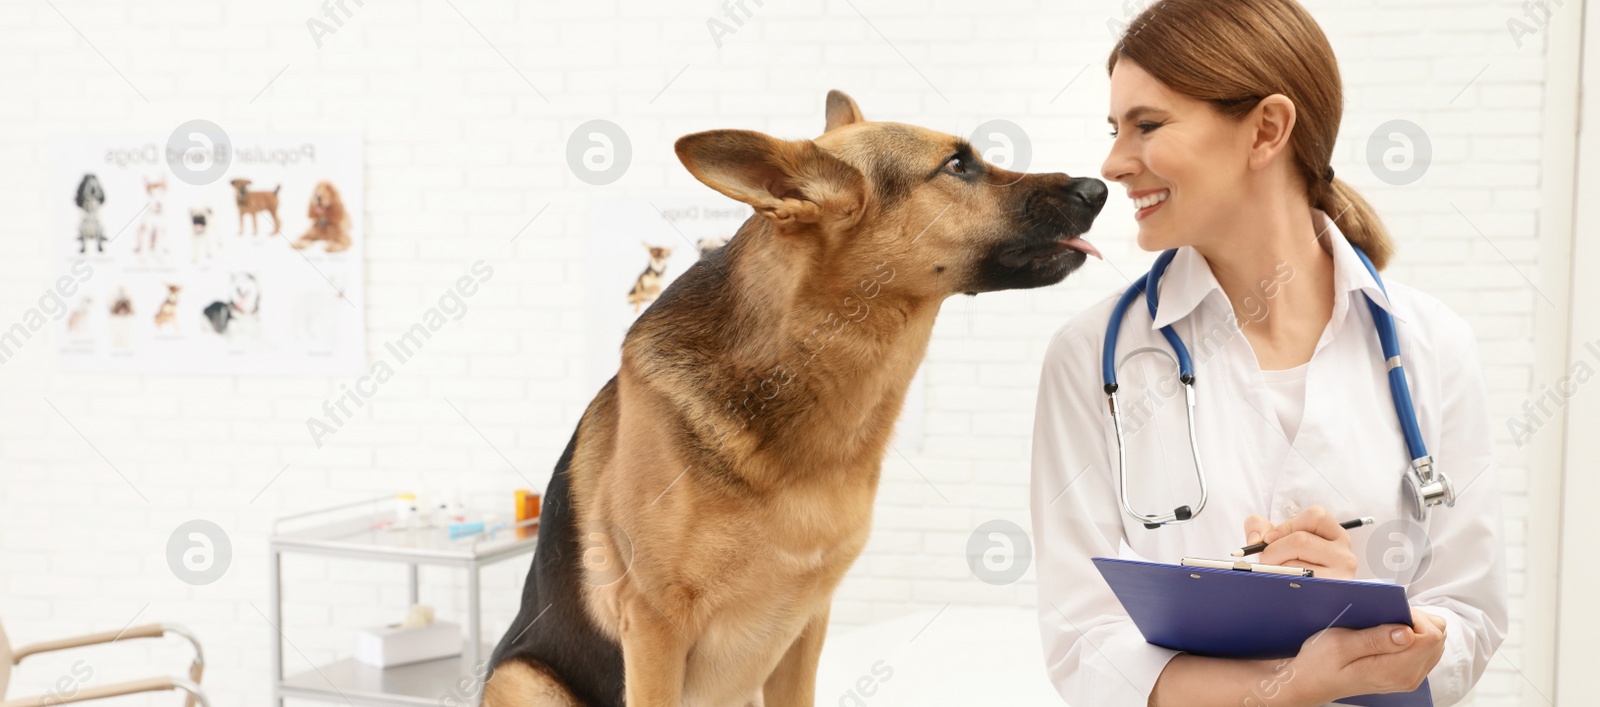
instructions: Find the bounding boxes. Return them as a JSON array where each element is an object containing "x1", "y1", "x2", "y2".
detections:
[
  {"x1": 675, "y1": 129, "x2": 866, "y2": 236},
  {"x1": 824, "y1": 90, "x2": 864, "y2": 132}
]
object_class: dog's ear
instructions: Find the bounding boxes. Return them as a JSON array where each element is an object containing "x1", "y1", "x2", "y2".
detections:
[
  {"x1": 675, "y1": 130, "x2": 865, "y2": 236},
  {"x1": 824, "y1": 90, "x2": 865, "y2": 132}
]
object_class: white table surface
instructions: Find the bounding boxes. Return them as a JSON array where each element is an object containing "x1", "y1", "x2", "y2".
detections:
[{"x1": 815, "y1": 605, "x2": 1064, "y2": 706}]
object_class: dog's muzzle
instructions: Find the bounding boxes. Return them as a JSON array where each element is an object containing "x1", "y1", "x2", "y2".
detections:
[{"x1": 995, "y1": 177, "x2": 1108, "y2": 265}]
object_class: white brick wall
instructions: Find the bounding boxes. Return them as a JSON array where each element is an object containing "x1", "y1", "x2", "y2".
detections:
[{"x1": 0, "y1": 0, "x2": 1556, "y2": 704}]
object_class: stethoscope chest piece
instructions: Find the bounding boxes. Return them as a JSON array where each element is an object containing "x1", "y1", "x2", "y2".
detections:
[{"x1": 1402, "y1": 455, "x2": 1456, "y2": 523}]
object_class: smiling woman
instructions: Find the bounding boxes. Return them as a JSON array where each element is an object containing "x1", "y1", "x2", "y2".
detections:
[
  {"x1": 1031, "y1": 1, "x2": 1508, "y2": 706},
  {"x1": 1103, "y1": 0, "x2": 1392, "y2": 269}
]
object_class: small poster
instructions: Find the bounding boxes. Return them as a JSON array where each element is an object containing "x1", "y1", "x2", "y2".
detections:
[
  {"x1": 584, "y1": 196, "x2": 747, "y2": 399},
  {"x1": 583, "y1": 195, "x2": 924, "y2": 452},
  {"x1": 52, "y1": 133, "x2": 364, "y2": 375}
]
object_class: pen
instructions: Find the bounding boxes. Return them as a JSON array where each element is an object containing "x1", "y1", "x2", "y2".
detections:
[{"x1": 1230, "y1": 516, "x2": 1375, "y2": 557}]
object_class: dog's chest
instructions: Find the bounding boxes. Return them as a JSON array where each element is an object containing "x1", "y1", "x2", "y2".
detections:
[
  {"x1": 772, "y1": 545, "x2": 827, "y2": 573},
  {"x1": 759, "y1": 482, "x2": 873, "y2": 577}
]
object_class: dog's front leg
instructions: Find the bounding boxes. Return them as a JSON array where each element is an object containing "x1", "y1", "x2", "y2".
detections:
[
  {"x1": 620, "y1": 595, "x2": 691, "y2": 707},
  {"x1": 761, "y1": 606, "x2": 830, "y2": 707}
]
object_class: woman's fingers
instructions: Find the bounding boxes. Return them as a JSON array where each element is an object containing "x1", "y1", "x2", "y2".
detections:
[
  {"x1": 1414, "y1": 608, "x2": 1448, "y2": 635},
  {"x1": 1259, "y1": 530, "x2": 1359, "y2": 578},
  {"x1": 1259, "y1": 530, "x2": 1319, "y2": 566},
  {"x1": 1243, "y1": 514, "x2": 1273, "y2": 544},
  {"x1": 1262, "y1": 505, "x2": 1346, "y2": 544}
]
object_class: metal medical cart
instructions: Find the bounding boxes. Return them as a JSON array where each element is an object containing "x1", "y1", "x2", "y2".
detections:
[{"x1": 268, "y1": 496, "x2": 539, "y2": 706}]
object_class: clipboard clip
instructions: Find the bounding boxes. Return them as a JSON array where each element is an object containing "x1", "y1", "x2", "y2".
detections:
[{"x1": 1181, "y1": 556, "x2": 1314, "y2": 577}]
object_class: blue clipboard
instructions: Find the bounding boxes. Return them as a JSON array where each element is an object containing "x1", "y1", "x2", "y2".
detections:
[{"x1": 1092, "y1": 557, "x2": 1432, "y2": 707}]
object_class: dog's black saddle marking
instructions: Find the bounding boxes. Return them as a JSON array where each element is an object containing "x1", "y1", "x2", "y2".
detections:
[{"x1": 489, "y1": 377, "x2": 625, "y2": 707}]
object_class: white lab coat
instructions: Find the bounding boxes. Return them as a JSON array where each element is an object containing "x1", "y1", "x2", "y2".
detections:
[{"x1": 1029, "y1": 209, "x2": 1508, "y2": 706}]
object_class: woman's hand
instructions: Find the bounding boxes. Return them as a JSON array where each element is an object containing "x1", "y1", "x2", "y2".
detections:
[
  {"x1": 1281, "y1": 608, "x2": 1448, "y2": 704},
  {"x1": 1242, "y1": 505, "x2": 1358, "y2": 580}
]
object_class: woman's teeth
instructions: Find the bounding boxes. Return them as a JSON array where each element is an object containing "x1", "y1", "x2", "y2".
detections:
[{"x1": 1132, "y1": 190, "x2": 1169, "y2": 210}]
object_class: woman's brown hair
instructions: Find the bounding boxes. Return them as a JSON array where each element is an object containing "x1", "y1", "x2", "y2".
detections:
[{"x1": 1109, "y1": 0, "x2": 1394, "y2": 269}]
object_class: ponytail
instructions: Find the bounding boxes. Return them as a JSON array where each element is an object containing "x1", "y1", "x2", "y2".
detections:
[{"x1": 1318, "y1": 177, "x2": 1394, "y2": 270}]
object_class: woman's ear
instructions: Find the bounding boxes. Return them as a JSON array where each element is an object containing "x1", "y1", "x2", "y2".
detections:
[{"x1": 1246, "y1": 94, "x2": 1298, "y2": 172}]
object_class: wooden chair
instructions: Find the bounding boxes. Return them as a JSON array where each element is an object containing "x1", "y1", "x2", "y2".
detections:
[{"x1": 0, "y1": 619, "x2": 207, "y2": 706}]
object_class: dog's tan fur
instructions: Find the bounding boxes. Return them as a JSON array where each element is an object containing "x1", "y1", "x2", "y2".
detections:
[
  {"x1": 293, "y1": 180, "x2": 352, "y2": 252},
  {"x1": 486, "y1": 90, "x2": 1103, "y2": 706},
  {"x1": 230, "y1": 178, "x2": 280, "y2": 236},
  {"x1": 153, "y1": 283, "x2": 181, "y2": 332}
]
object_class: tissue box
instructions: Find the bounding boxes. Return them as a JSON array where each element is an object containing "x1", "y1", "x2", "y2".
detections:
[{"x1": 353, "y1": 621, "x2": 462, "y2": 668}]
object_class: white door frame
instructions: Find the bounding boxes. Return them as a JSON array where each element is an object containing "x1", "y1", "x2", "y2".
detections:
[{"x1": 1544, "y1": 0, "x2": 1594, "y2": 704}]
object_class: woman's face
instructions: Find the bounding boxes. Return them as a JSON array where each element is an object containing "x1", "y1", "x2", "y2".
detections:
[{"x1": 1102, "y1": 59, "x2": 1255, "y2": 253}]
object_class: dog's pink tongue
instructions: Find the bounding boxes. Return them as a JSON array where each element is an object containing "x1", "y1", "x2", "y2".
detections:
[{"x1": 1061, "y1": 237, "x2": 1103, "y2": 260}]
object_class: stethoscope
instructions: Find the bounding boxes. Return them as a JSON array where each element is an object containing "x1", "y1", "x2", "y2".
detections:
[{"x1": 1101, "y1": 245, "x2": 1456, "y2": 529}]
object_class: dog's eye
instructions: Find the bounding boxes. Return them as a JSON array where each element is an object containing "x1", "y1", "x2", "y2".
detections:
[{"x1": 943, "y1": 155, "x2": 968, "y2": 175}]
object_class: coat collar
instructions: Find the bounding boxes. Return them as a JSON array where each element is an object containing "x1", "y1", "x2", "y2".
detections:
[{"x1": 1148, "y1": 208, "x2": 1403, "y2": 330}]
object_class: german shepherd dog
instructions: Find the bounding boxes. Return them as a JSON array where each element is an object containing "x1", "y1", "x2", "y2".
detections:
[{"x1": 486, "y1": 90, "x2": 1107, "y2": 707}]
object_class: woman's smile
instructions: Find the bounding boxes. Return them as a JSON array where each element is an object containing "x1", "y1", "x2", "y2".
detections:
[{"x1": 1130, "y1": 188, "x2": 1170, "y2": 221}]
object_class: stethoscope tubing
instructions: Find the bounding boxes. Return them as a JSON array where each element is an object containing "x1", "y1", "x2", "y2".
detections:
[{"x1": 1101, "y1": 245, "x2": 1446, "y2": 527}]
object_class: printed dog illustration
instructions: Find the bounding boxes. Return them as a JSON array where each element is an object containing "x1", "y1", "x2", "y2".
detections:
[
  {"x1": 135, "y1": 177, "x2": 168, "y2": 261},
  {"x1": 696, "y1": 235, "x2": 729, "y2": 258},
  {"x1": 67, "y1": 296, "x2": 93, "y2": 334},
  {"x1": 191, "y1": 206, "x2": 217, "y2": 262},
  {"x1": 153, "y1": 283, "x2": 182, "y2": 333},
  {"x1": 230, "y1": 178, "x2": 281, "y2": 236},
  {"x1": 75, "y1": 174, "x2": 107, "y2": 254},
  {"x1": 625, "y1": 243, "x2": 673, "y2": 313},
  {"x1": 109, "y1": 287, "x2": 134, "y2": 348},
  {"x1": 292, "y1": 180, "x2": 352, "y2": 253},
  {"x1": 202, "y1": 273, "x2": 262, "y2": 340}
]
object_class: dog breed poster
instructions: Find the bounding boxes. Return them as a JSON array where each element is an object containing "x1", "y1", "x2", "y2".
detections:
[{"x1": 52, "y1": 134, "x2": 364, "y2": 375}]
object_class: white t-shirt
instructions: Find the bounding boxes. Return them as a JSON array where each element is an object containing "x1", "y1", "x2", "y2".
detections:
[{"x1": 1261, "y1": 361, "x2": 1310, "y2": 444}]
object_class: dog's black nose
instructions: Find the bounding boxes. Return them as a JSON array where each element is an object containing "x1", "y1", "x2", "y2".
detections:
[{"x1": 1069, "y1": 177, "x2": 1108, "y2": 212}]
